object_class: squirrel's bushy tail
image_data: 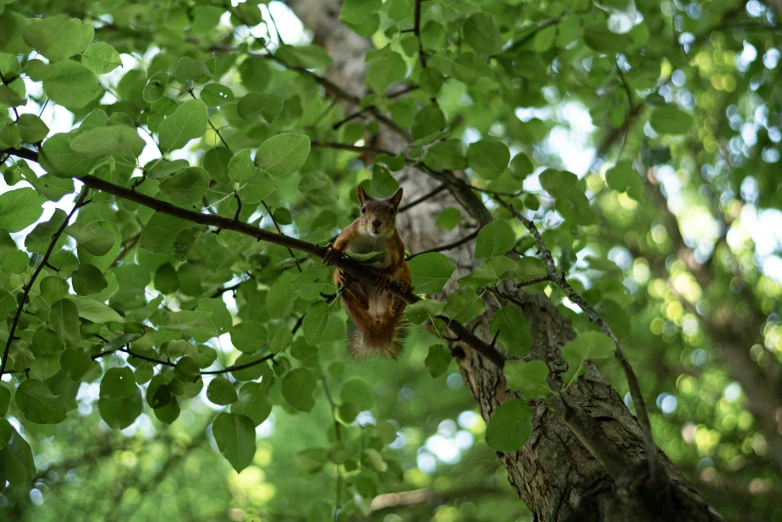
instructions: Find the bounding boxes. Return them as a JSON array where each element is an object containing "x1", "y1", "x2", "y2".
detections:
[{"x1": 347, "y1": 315, "x2": 408, "y2": 359}]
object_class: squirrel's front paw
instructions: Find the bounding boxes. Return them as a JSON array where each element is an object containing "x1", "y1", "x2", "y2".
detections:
[
  {"x1": 396, "y1": 281, "x2": 411, "y2": 294},
  {"x1": 322, "y1": 244, "x2": 343, "y2": 266},
  {"x1": 375, "y1": 273, "x2": 391, "y2": 293}
]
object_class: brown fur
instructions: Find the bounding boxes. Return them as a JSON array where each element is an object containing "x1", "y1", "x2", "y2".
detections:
[{"x1": 324, "y1": 187, "x2": 411, "y2": 359}]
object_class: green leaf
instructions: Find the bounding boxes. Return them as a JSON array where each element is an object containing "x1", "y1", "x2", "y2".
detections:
[
  {"x1": 468, "y1": 256, "x2": 517, "y2": 285},
  {"x1": 100, "y1": 367, "x2": 137, "y2": 400},
  {"x1": 650, "y1": 105, "x2": 693, "y2": 135},
  {"x1": 340, "y1": 0, "x2": 381, "y2": 25},
  {"x1": 463, "y1": 13, "x2": 503, "y2": 55},
  {"x1": 160, "y1": 167, "x2": 210, "y2": 205},
  {"x1": 42, "y1": 61, "x2": 102, "y2": 109},
  {"x1": 467, "y1": 140, "x2": 510, "y2": 179},
  {"x1": 594, "y1": 299, "x2": 632, "y2": 338},
  {"x1": 175, "y1": 356, "x2": 201, "y2": 382},
  {"x1": 72, "y1": 263, "x2": 108, "y2": 295},
  {"x1": 31, "y1": 327, "x2": 65, "y2": 355},
  {"x1": 81, "y1": 42, "x2": 122, "y2": 74},
  {"x1": 39, "y1": 133, "x2": 100, "y2": 178},
  {"x1": 475, "y1": 220, "x2": 515, "y2": 259},
  {"x1": 65, "y1": 222, "x2": 115, "y2": 256},
  {"x1": 299, "y1": 171, "x2": 338, "y2": 206},
  {"x1": 257, "y1": 133, "x2": 311, "y2": 177},
  {"x1": 583, "y1": 24, "x2": 633, "y2": 54},
  {"x1": 443, "y1": 289, "x2": 485, "y2": 323},
  {"x1": 70, "y1": 126, "x2": 145, "y2": 158},
  {"x1": 605, "y1": 160, "x2": 643, "y2": 200},
  {"x1": 202, "y1": 147, "x2": 233, "y2": 183},
  {"x1": 412, "y1": 104, "x2": 446, "y2": 140},
  {"x1": 0, "y1": 388, "x2": 9, "y2": 417},
  {"x1": 341, "y1": 378, "x2": 372, "y2": 410},
  {"x1": 408, "y1": 252, "x2": 456, "y2": 293},
  {"x1": 561, "y1": 331, "x2": 615, "y2": 362},
  {"x1": 50, "y1": 299, "x2": 81, "y2": 348},
  {"x1": 515, "y1": 257, "x2": 547, "y2": 283},
  {"x1": 15, "y1": 379, "x2": 67, "y2": 424},
  {"x1": 230, "y1": 321, "x2": 267, "y2": 353},
  {"x1": 158, "y1": 99, "x2": 208, "y2": 152},
  {"x1": 510, "y1": 152, "x2": 534, "y2": 180},
  {"x1": 69, "y1": 296, "x2": 124, "y2": 323},
  {"x1": 425, "y1": 345, "x2": 450, "y2": 378},
  {"x1": 435, "y1": 207, "x2": 461, "y2": 231},
  {"x1": 207, "y1": 377, "x2": 238, "y2": 406},
  {"x1": 485, "y1": 399, "x2": 531, "y2": 452},
  {"x1": 139, "y1": 213, "x2": 195, "y2": 255},
  {"x1": 174, "y1": 57, "x2": 212, "y2": 84},
  {"x1": 534, "y1": 25, "x2": 557, "y2": 52},
  {"x1": 365, "y1": 47, "x2": 406, "y2": 94},
  {"x1": 419, "y1": 68, "x2": 444, "y2": 96},
  {"x1": 346, "y1": 250, "x2": 387, "y2": 264},
  {"x1": 17, "y1": 114, "x2": 49, "y2": 143},
  {"x1": 282, "y1": 368, "x2": 317, "y2": 412},
  {"x1": 143, "y1": 72, "x2": 170, "y2": 103},
  {"x1": 451, "y1": 53, "x2": 493, "y2": 84},
  {"x1": 25, "y1": 208, "x2": 67, "y2": 255},
  {"x1": 0, "y1": 187, "x2": 45, "y2": 232},
  {"x1": 237, "y1": 92, "x2": 283, "y2": 123},
  {"x1": 98, "y1": 388, "x2": 142, "y2": 430},
  {"x1": 1, "y1": 249, "x2": 28, "y2": 274},
  {"x1": 0, "y1": 11, "x2": 32, "y2": 55},
  {"x1": 23, "y1": 15, "x2": 93, "y2": 61},
  {"x1": 405, "y1": 299, "x2": 445, "y2": 325},
  {"x1": 200, "y1": 83, "x2": 235, "y2": 107},
  {"x1": 490, "y1": 307, "x2": 531, "y2": 356},
  {"x1": 504, "y1": 360, "x2": 551, "y2": 399},
  {"x1": 423, "y1": 139, "x2": 467, "y2": 171},
  {"x1": 232, "y1": 382, "x2": 272, "y2": 426},
  {"x1": 0, "y1": 419, "x2": 35, "y2": 485},
  {"x1": 294, "y1": 447, "x2": 329, "y2": 472},
  {"x1": 303, "y1": 301, "x2": 328, "y2": 346},
  {"x1": 61, "y1": 348, "x2": 92, "y2": 381},
  {"x1": 275, "y1": 44, "x2": 333, "y2": 68},
  {"x1": 212, "y1": 412, "x2": 256, "y2": 473}
]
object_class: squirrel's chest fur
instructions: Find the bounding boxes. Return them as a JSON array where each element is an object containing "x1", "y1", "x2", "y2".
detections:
[{"x1": 347, "y1": 231, "x2": 392, "y2": 319}]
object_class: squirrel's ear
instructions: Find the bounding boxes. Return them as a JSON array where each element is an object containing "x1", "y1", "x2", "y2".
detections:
[
  {"x1": 357, "y1": 185, "x2": 368, "y2": 204},
  {"x1": 389, "y1": 187, "x2": 403, "y2": 207}
]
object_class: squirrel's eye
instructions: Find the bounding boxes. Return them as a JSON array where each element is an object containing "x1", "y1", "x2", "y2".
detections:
[
  {"x1": 360, "y1": 206, "x2": 366, "y2": 214},
  {"x1": 390, "y1": 208, "x2": 396, "y2": 216}
]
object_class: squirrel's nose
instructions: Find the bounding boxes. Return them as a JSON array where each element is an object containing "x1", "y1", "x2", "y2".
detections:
[{"x1": 372, "y1": 219, "x2": 381, "y2": 228}]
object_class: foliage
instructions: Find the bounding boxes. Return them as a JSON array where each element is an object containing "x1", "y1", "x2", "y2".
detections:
[{"x1": 0, "y1": 0, "x2": 781, "y2": 520}]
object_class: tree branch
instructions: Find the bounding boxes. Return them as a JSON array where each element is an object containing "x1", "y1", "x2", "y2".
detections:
[
  {"x1": 493, "y1": 195, "x2": 661, "y2": 486},
  {"x1": 0, "y1": 147, "x2": 505, "y2": 368},
  {"x1": 0, "y1": 187, "x2": 90, "y2": 377}
]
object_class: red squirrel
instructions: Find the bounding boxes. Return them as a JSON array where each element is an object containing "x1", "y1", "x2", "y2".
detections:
[{"x1": 323, "y1": 186, "x2": 411, "y2": 359}]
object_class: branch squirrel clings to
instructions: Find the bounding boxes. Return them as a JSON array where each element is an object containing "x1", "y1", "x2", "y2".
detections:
[{"x1": 323, "y1": 186, "x2": 412, "y2": 359}]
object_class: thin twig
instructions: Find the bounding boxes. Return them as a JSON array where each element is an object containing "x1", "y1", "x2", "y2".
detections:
[
  {"x1": 516, "y1": 275, "x2": 551, "y2": 288},
  {"x1": 406, "y1": 229, "x2": 479, "y2": 260},
  {"x1": 399, "y1": 183, "x2": 447, "y2": 212},
  {"x1": 0, "y1": 187, "x2": 90, "y2": 377}
]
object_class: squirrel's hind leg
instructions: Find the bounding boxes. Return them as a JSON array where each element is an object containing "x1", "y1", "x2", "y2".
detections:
[{"x1": 335, "y1": 269, "x2": 370, "y2": 309}]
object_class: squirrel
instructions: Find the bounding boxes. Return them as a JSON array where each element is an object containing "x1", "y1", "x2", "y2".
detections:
[{"x1": 323, "y1": 186, "x2": 411, "y2": 359}]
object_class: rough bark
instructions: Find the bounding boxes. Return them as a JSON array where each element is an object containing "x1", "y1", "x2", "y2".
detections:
[{"x1": 284, "y1": 1, "x2": 723, "y2": 520}]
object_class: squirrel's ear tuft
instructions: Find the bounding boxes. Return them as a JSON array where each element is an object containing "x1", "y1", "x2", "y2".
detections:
[
  {"x1": 389, "y1": 187, "x2": 403, "y2": 207},
  {"x1": 357, "y1": 185, "x2": 369, "y2": 204}
]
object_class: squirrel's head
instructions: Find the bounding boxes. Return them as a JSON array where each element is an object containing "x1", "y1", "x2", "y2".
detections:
[{"x1": 356, "y1": 185, "x2": 403, "y2": 238}]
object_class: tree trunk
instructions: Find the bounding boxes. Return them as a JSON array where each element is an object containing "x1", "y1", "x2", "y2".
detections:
[{"x1": 284, "y1": 2, "x2": 723, "y2": 520}]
